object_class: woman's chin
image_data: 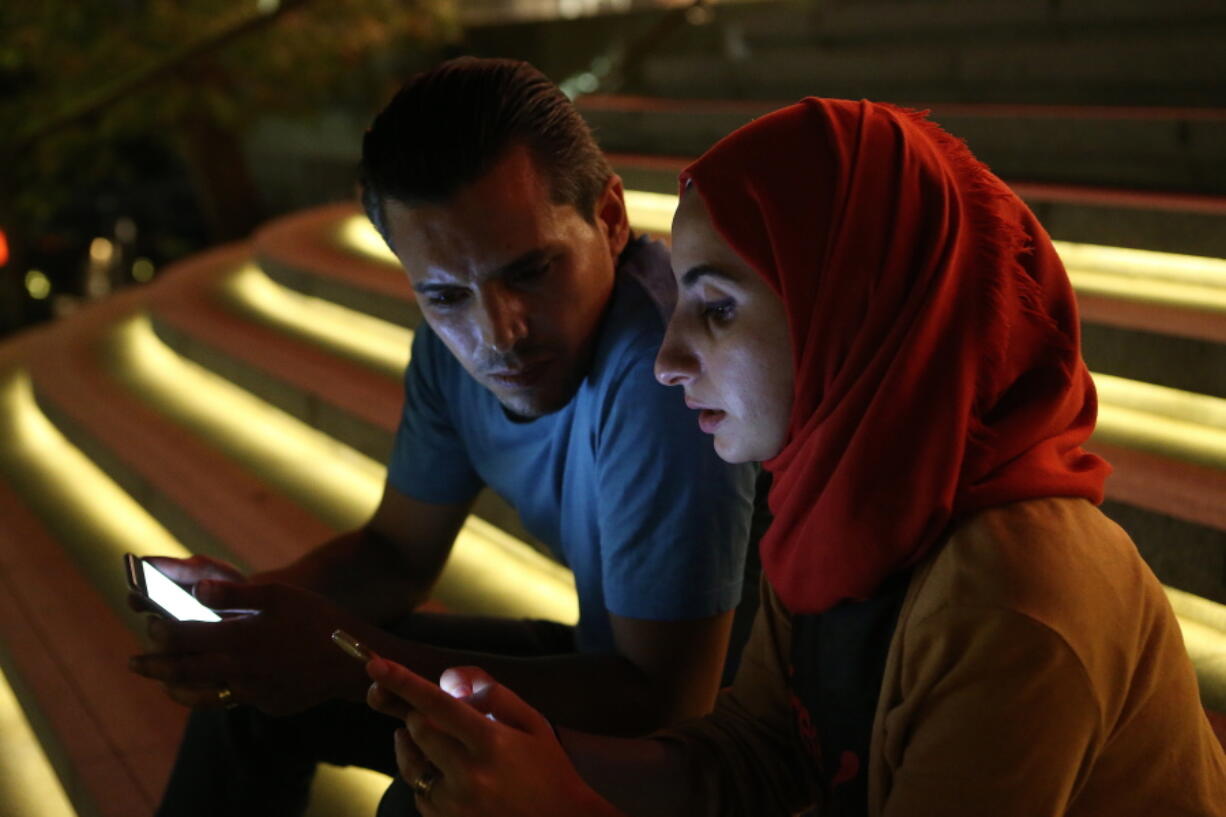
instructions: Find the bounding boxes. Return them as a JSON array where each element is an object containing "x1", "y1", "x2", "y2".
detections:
[
  {"x1": 712, "y1": 433, "x2": 754, "y2": 465},
  {"x1": 713, "y1": 425, "x2": 786, "y2": 464}
]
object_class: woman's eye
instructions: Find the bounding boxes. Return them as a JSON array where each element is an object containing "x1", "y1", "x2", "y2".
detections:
[{"x1": 702, "y1": 298, "x2": 736, "y2": 324}]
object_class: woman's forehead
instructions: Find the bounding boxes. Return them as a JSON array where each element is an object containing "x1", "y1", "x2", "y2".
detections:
[{"x1": 671, "y1": 192, "x2": 730, "y2": 267}]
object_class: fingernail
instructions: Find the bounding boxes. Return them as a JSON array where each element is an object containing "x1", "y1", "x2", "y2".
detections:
[
  {"x1": 195, "y1": 580, "x2": 217, "y2": 601},
  {"x1": 331, "y1": 629, "x2": 373, "y2": 663}
]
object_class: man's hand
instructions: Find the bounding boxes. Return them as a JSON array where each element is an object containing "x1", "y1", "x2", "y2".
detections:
[
  {"x1": 126, "y1": 554, "x2": 245, "y2": 617},
  {"x1": 129, "y1": 580, "x2": 375, "y2": 716}
]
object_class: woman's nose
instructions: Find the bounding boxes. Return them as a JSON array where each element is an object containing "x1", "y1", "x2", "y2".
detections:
[{"x1": 654, "y1": 326, "x2": 699, "y2": 387}]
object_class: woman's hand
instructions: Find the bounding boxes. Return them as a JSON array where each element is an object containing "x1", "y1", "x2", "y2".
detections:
[{"x1": 366, "y1": 658, "x2": 623, "y2": 817}]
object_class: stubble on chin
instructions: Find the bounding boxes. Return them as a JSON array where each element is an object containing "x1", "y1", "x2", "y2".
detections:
[{"x1": 493, "y1": 373, "x2": 580, "y2": 421}]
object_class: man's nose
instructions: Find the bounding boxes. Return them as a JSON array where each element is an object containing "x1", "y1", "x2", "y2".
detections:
[{"x1": 479, "y1": 288, "x2": 529, "y2": 353}]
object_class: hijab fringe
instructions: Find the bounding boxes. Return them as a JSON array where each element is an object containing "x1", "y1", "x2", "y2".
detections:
[{"x1": 881, "y1": 105, "x2": 1076, "y2": 448}]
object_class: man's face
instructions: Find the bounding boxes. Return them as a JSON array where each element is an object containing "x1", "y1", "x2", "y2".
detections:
[{"x1": 384, "y1": 145, "x2": 628, "y2": 419}]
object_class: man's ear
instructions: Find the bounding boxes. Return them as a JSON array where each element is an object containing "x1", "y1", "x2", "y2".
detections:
[{"x1": 596, "y1": 174, "x2": 630, "y2": 260}]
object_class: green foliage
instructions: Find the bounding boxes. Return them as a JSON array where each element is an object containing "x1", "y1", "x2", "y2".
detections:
[
  {"x1": 0, "y1": 0, "x2": 457, "y2": 247},
  {"x1": 4, "y1": 0, "x2": 455, "y2": 137}
]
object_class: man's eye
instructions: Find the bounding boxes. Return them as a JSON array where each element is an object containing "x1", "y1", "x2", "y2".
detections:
[
  {"x1": 508, "y1": 264, "x2": 549, "y2": 286},
  {"x1": 426, "y1": 289, "x2": 469, "y2": 307},
  {"x1": 702, "y1": 298, "x2": 736, "y2": 324}
]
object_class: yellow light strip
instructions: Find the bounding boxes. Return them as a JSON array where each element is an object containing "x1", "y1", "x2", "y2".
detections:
[
  {"x1": 339, "y1": 194, "x2": 1226, "y2": 316},
  {"x1": 336, "y1": 217, "x2": 398, "y2": 267},
  {"x1": 332, "y1": 190, "x2": 681, "y2": 270},
  {"x1": 221, "y1": 263, "x2": 411, "y2": 378},
  {"x1": 0, "y1": 660, "x2": 76, "y2": 817},
  {"x1": 1094, "y1": 374, "x2": 1226, "y2": 432},
  {"x1": 1165, "y1": 587, "x2": 1226, "y2": 712},
  {"x1": 1092, "y1": 375, "x2": 1226, "y2": 471},
  {"x1": 306, "y1": 765, "x2": 390, "y2": 817},
  {"x1": 0, "y1": 369, "x2": 189, "y2": 598},
  {"x1": 624, "y1": 192, "x2": 1226, "y2": 315},
  {"x1": 107, "y1": 314, "x2": 578, "y2": 623},
  {"x1": 1054, "y1": 242, "x2": 1226, "y2": 288},
  {"x1": 1066, "y1": 269, "x2": 1226, "y2": 314},
  {"x1": 624, "y1": 190, "x2": 678, "y2": 236}
]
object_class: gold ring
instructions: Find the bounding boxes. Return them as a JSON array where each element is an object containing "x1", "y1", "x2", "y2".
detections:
[
  {"x1": 409, "y1": 768, "x2": 438, "y2": 799},
  {"x1": 216, "y1": 686, "x2": 237, "y2": 709}
]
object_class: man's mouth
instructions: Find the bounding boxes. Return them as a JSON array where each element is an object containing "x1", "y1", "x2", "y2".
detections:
[{"x1": 487, "y1": 359, "x2": 551, "y2": 389}]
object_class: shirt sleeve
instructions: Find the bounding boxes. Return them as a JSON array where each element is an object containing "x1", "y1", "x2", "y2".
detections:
[
  {"x1": 654, "y1": 579, "x2": 819, "y2": 816},
  {"x1": 386, "y1": 326, "x2": 484, "y2": 505},
  {"x1": 878, "y1": 605, "x2": 1103, "y2": 817},
  {"x1": 594, "y1": 344, "x2": 755, "y2": 621}
]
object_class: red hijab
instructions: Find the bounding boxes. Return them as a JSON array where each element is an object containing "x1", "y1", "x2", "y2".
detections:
[{"x1": 682, "y1": 99, "x2": 1110, "y2": 615}]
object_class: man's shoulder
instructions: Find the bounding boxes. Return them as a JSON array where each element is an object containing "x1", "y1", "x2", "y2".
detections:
[
  {"x1": 617, "y1": 235, "x2": 676, "y2": 320},
  {"x1": 591, "y1": 240, "x2": 675, "y2": 375}
]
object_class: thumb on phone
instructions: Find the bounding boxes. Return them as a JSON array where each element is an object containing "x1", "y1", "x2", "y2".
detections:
[
  {"x1": 195, "y1": 578, "x2": 268, "y2": 611},
  {"x1": 443, "y1": 666, "x2": 552, "y2": 736},
  {"x1": 148, "y1": 554, "x2": 244, "y2": 586}
]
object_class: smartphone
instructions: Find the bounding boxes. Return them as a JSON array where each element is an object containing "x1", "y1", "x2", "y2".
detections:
[{"x1": 124, "y1": 554, "x2": 222, "y2": 623}]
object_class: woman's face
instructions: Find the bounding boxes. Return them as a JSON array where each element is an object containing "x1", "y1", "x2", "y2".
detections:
[{"x1": 655, "y1": 189, "x2": 794, "y2": 463}]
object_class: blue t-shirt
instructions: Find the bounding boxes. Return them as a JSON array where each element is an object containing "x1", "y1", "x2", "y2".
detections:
[{"x1": 387, "y1": 240, "x2": 755, "y2": 653}]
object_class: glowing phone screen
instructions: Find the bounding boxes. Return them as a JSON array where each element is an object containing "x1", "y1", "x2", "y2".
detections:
[{"x1": 142, "y1": 561, "x2": 222, "y2": 622}]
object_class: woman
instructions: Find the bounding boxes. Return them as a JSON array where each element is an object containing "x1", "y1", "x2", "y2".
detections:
[{"x1": 363, "y1": 98, "x2": 1226, "y2": 816}]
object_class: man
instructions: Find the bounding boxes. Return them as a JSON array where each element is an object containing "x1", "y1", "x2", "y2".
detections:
[{"x1": 131, "y1": 57, "x2": 755, "y2": 816}]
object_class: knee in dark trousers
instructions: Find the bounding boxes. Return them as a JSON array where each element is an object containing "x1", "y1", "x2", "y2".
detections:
[
  {"x1": 377, "y1": 777, "x2": 419, "y2": 817},
  {"x1": 156, "y1": 699, "x2": 400, "y2": 817}
]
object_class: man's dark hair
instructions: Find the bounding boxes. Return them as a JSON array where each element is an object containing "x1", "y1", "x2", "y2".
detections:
[{"x1": 360, "y1": 57, "x2": 613, "y2": 241}]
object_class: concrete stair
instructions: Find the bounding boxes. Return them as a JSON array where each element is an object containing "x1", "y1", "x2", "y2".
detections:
[
  {"x1": 0, "y1": 208, "x2": 576, "y2": 816},
  {"x1": 3, "y1": 0, "x2": 1226, "y2": 808},
  {"x1": 1, "y1": 194, "x2": 1223, "y2": 815},
  {"x1": 630, "y1": 0, "x2": 1226, "y2": 108}
]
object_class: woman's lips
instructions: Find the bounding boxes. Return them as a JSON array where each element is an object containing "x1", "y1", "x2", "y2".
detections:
[{"x1": 697, "y1": 409, "x2": 727, "y2": 434}]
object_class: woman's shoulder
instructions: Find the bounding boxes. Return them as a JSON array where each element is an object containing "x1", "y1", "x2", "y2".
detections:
[
  {"x1": 903, "y1": 497, "x2": 1185, "y2": 703},
  {"x1": 914, "y1": 497, "x2": 1158, "y2": 620}
]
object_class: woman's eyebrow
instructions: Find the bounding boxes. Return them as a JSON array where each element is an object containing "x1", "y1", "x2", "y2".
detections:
[{"x1": 680, "y1": 264, "x2": 738, "y2": 288}]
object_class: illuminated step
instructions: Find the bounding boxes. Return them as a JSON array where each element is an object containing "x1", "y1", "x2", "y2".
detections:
[
  {"x1": 1094, "y1": 375, "x2": 1226, "y2": 472},
  {"x1": 336, "y1": 193, "x2": 1226, "y2": 307},
  {"x1": 603, "y1": 150, "x2": 1226, "y2": 259},
  {"x1": 0, "y1": 657, "x2": 75, "y2": 814},
  {"x1": 0, "y1": 659, "x2": 75, "y2": 817},
  {"x1": 0, "y1": 261, "x2": 574, "y2": 815},
  {"x1": 146, "y1": 246, "x2": 536, "y2": 545},
  {"x1": 255, "y1": 202, "x2": 421, "y2": 329},
  {"x1": 331, "y1": 192, "x2": 1226, "y2": 344},
  {"x1": 229, "y1": 226, "x2": 1226, "y2": 481},
  {"x1": 1169, "y1": 588, "x2": 1226, "y2": 712},
  {"x1": 221, "y1": 261, "x2": 410, "y2": 378},
  {"x1": 107, "y1": 313, "x2": 578, "y2": 623},
  {"x1": 0, "y1": 369, "x2": 390, "y2": 817},
  {"x1": 294, "y1": 207, "x2": 1226, "y2": 480},
  {"x1": 186, "y1": 205, "x2": 1226, "y2": 563}
]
